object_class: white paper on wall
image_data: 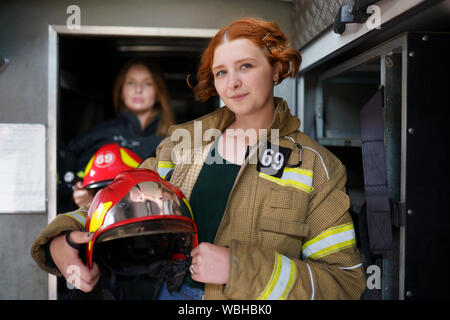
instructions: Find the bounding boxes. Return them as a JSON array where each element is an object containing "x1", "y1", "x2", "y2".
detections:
[{"x1": 0, "y1": 124, "x2": 46, "y2": 213}]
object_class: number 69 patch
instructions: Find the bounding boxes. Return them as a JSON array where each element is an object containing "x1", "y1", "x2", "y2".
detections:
[{"x1": 256, "y1": 142, "x2": 292, "y2": 178}]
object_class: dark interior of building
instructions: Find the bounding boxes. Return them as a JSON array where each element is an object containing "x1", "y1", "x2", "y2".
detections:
[{"x1": 58, "y1": 35, "x2": 217, "y2": 148}]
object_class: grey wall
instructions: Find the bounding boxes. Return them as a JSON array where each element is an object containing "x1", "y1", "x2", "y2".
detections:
[
  {"x1": 0, "y1": 0, "x2": 293, "y2": 299},
  {"x1": 1, "y1": 0, "x2": 293, "y2": 123}
]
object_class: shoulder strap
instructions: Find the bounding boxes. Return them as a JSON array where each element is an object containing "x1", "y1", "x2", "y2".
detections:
[{"x1": 360, "y1": 86, "x2": 393, "y2": 255}]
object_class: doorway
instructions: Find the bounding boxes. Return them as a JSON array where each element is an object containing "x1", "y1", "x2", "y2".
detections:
[{"x1": 48, "y1": 25, "x2": 217, "y2": 299}]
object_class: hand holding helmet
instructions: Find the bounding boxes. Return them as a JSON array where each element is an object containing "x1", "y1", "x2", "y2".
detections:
[
  {"x1": 49, "y1": 231, "x2": 100, "y2": 292},
  {"x1": 50, "y1": 167, "x2": 197, "y2": 296},
  {"x1": 72, "y1": 181, "x2": 95, "y2": 207},
  {"x1": 190, "y1": 242, "x2": 230, "y2": 284}
]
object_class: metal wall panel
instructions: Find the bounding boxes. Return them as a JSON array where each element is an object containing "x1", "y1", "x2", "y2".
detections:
[
  {"x1": 404, "y1": 32, "x2": 450, "y2": 299},
  {"x1": 0, "y1": 214, "x2": 48, "y2": 299},
  {"x1": 299, "y1": 31, "x2": 450, "y2": 299}
]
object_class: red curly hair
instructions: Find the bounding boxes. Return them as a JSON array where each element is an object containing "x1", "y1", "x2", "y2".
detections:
[{"x1": 191, "y1": 17, "x2": 302, "y2": 102}]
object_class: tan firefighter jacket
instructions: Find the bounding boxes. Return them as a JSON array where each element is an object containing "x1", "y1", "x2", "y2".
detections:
[{"x1": 31, "y1": 97, "x2": 366, "y2": 300}]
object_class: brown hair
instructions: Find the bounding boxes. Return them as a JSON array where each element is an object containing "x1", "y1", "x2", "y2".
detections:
[
  {"x1": 113, "y1": 58, "x2": 174, "y2": 135},
  {"x1": 191, "y1": 17, "x2": 302, "y2": 102}
]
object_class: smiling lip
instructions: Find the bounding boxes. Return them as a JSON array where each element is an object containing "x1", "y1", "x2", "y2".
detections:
[
  {"x1": 230, "y1": 93, "x2": 248, "y2": 101},
  {"x1": 132, "y1": 97, "x2": 144, "y2": 103}
]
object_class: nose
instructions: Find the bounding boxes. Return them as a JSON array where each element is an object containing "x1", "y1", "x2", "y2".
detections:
[
  {"x1": 227, "y1": 71, "x2": 241, "y2": 90},
  {"x1": 135, "y1": 83, "x2": 143, "y2": 93}
]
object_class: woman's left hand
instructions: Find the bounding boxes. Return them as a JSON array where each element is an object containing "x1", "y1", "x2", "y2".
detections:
[{"x1": 190, "y1": 242, "x2": 230, "y2": 284}]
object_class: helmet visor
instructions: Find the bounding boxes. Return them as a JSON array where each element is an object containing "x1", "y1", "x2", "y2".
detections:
[{"x1": 93, "y1": 180, "x2": 194, "y2": 242}]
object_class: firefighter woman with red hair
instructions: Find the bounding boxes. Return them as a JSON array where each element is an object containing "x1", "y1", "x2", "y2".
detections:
[{"x1": 32, "y1": 17, "x2": 366, "y2": 300}]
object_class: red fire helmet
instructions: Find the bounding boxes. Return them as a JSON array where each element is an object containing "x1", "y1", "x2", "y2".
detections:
[
  {"x1": 82, "y1": 143, "x2": 143, "y2": 190},
  {"x1": 85, "y1": 168, "x2": 198, "y2": 270}
]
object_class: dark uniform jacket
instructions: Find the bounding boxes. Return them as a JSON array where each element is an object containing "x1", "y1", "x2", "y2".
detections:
[{"x1": 58, "y1": 110, "x2": 164, "y2": 212}]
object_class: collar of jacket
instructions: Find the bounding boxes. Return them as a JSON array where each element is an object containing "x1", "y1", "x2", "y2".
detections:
[
  {"x1": 118, "y1": 109, "x2": 161, "y2": 136},
  {"x1": 167, "y1": 97, "x2": 300, "y2": 146}
]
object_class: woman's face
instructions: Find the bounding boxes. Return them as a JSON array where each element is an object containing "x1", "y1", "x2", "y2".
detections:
[
  {"x1": 212, "y1": 38, "x2": 280, "y2": 118},
  {"x1": 121, "y1": 64, "x2": 157, "y2": 114}
]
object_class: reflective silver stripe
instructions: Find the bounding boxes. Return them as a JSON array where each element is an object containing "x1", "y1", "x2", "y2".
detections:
[
  {"x1": 281, "y1": 169, "x2": 313, "y2": 188},
  {"x1": 303, "y1": 146, "x2": 329, "y2": 180},
  {"x1": 257, "y1": 252, "x2": 297, "y2": 300},
  {"x1": 302, "y1": 223, "x2": 356, "y2": 260},
  {"x1": 157, "y1": 167, "x2": 171, "y2": 179},
  {"x1": 305, "y1": 263, "x2": 315, "y2": 300},
  {"x1": 157, "y1": 161, "x2": 175, "y2": 178},
  {"x1": 259, "y1": 167, "x2": 314, "y2": 193},
  {"x1": 338, "y1": 263, "x2": 363, "y2": 270},
  {"x1": 64, "y1": 211, "x2": 86, "y2": 227}
]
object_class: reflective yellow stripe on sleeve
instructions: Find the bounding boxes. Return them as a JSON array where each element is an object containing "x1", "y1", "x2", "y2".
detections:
[
  {"x1": 302, "y1": 222, "x2": 356, "y2": 260},
  {"x1": 257, "y1": 252, "x2": 297, "y2": 300},
  {"x1": 259, "y1": 167, "x2": 314, "y2": 194},
  {"x1": 63, "y1": 210, "x2": 87, "y2": 228},
  {"x1": 157, "y1": 161, "x2": 175, "y2": 179}
]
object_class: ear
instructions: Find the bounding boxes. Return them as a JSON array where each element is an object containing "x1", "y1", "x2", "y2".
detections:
[{"x1": 272, "y1": 61, "x2": 282, "y2": 83}]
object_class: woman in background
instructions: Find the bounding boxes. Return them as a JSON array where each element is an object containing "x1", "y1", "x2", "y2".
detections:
[{"x1": 61, "y1": 58, "x2": 175, "y2": 208}]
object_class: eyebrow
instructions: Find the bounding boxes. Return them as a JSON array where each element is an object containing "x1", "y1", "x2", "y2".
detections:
[{"x1": 212, "y1": 57, "x2": 258, "y2": 71}]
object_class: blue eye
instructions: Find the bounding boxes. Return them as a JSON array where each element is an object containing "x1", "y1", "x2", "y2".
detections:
[
  {"x1": 241, "y1": 63, "x2": 252, "y2": 70},
  {"x1": 215, "y1": 70, "x2": 226, "y2": 77}
]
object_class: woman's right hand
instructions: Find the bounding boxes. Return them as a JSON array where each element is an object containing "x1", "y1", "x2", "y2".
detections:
[
  {"x1": 49, "y1": 231, "x2": 100, "y2": 292},
  {"x1": 72, "y1": 181, "x2": 94, "y2": 207}
]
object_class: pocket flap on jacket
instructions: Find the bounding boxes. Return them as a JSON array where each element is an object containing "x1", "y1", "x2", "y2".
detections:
[
  {"x1": 268, "y1": 189, "x2": 293, "y2": 208},
  {"x1": 259, "y1": 217, "x2": 309, "y2": 238}
]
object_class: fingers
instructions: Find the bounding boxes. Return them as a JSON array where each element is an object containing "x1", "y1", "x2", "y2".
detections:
[
  {"x1": 72, "y1": 189, "x2": 85, "y2": 199},
  {"x1": 65, "y1": 261, "x2": 100, "y2": 293},
  {"x1": 68, "y1": 231, "x2": 94, "y2": 244},
  {"x1": 73, "y1": 189, "x2": 94, "y2": 207},
  {"x1": 190, "y1": 245, "x2": 201, "y2": 275},
  {"x1": 50, "y1": 234, "x2": 100, "y2": 293},
  {"x1": 79, "y1": 262, "x2": 100, "y2": 292},
  {"x1": 74, "y1": 181, "x2": 83, "y2": 190},
  {"x1": 64, "y1": 253, "x2": 100, "y2": 290},
  {"x1": 189, "y1": 242, "x2": 230, "y2": 284},
  {"x1": 190, "y1": 245, "x2": 199, "y2": 257},
  {"x1": 189, "y1": 264, "x2": 196, "y2": 275},
  {"x1": 190, "y1": 253, "x2": 202, "y2": 269}
]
